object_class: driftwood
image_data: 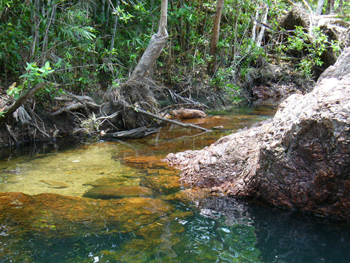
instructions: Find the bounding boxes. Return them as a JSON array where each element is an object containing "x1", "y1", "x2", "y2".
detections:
[{"x1": 135, "y1": 107, "x2": 211, "y2": 132}]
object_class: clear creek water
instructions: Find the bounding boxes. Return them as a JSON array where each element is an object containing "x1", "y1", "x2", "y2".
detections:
[{"x1": 0, "y1": 106, "x2": 349, "y2": 263}]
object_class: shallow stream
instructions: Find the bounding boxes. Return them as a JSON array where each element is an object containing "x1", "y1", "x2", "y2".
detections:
[{"x1": 0, "y1": 106, "x2": 349, "y2": 263}]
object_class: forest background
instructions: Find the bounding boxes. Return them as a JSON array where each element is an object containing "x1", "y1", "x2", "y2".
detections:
[{"x1": 0, "y1": 0, "x2": 349, "y2": 144}]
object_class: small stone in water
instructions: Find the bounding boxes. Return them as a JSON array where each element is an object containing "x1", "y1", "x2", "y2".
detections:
[{"x1": 40, "y1": 180, "x2": 70, "y2": 189}]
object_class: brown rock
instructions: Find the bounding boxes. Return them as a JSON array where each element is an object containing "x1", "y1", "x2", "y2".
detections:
[
  {"x1": 170, "y1": 109, "x2": 206, "y2": 119},
  {"x1": 165, "y1": 47, "x2": 350, "y2": 220},
  {"x1": 141, "y1": 173, "x2": 181, "y2": 195}
]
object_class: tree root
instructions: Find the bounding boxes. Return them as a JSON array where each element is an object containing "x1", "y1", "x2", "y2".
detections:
[{"x1": 52, "y1": 92, "x2": 101, "y2": 116}]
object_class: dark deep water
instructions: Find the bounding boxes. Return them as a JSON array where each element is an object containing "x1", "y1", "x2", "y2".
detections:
[{"x1": 0, "y1": 106, "x2": 349, "y2": 263}]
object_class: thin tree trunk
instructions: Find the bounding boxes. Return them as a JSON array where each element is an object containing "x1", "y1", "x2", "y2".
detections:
[
  {"x1": 256, "y1": 6, "x2": 268, "y2": 47},
  {"x1": 251, "y1": 7, "x2": 259, "y2": 42},
  {"x1": 128, "y1": 0, "x2": 168, "y2": 82},
  {"x1": 231, "y1": 4, "x2": 239, "y2": 64},
  {"x1": 42, "y1": 2, "x2": 57, "y2": 66},
  {"x1": 105, "y1": 0, "x2": 110, "y2": 33},
  {"x1": 316, "y1": 0, "x2": 325, "y2": 15},
  {"x1": 110, "y1": 0, "x2": 120, "y2": 54},
  {"x1": 337, "y1": 0, "x2": 343, "y2": 12},
  {"x1": 326, "y1": 0, "x2": 335, "y2": 14},
  {"x1": 207, "y1": 0, "x2": 224, "y2": 76},
  {"x1": 31, "y1": 0, "x2": 40, "y2": 61}
]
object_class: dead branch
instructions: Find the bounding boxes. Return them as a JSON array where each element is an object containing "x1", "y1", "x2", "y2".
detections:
[
  {"x1": 31, "y1": 121, "x2": 50, "y2": 138},
  {"x1": 54, "y1": 93, "x2": 100, "y2": 112},
  {"x1": 51, "y1": 103, "x2": 87, "y2": 116},
  {"x1": 134, "y1": 106, "x2": 211, "y2": 132},
  {"x1": 95, "y1": 110, "x2": 121, "y2": 121},
  {"x1": 6, "y1": 124, "x2": 18, "y2": 144}
]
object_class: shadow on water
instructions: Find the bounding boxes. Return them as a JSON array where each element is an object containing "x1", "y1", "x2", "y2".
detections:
[
  {"x1": 0, "y1": 106, "x2": 350, "y2": 262},
  {"x1": 197, "y1": 197, "x2": 350, "y2": 263}
]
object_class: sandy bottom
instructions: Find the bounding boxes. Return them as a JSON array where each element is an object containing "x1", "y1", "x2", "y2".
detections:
[{"x1": 0, "y1": 142, "x2": 143, "y2": 197}]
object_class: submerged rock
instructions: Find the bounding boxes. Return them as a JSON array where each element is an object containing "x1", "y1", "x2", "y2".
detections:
[
  {"x1": 0, "y1": 192, "x2": 172, "y2": 236},
  {"x1": 82, "y1": 176, "x2": 126, "y2": 187},
  {"x1": 40, "y1": 180, "x2": 70, "y2": 189},
  {"x1": 165, "y1": 47, "x2": 350, "y2": 220},
  {"x1": 141, "y1": 173, "x2": 181, "y2": 195},
  {"x1": 83, "y1": 185, "x2": 153, "y2": 199}
]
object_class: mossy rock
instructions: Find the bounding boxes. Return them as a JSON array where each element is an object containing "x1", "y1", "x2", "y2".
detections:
[{"x1": 83, "y1": 185, "x2": 153, "y2": 199}]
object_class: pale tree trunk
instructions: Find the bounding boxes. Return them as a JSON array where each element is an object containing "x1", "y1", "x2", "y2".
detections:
[
  {"x1": 31, "y1": 0, "x2": 40, "y2": 61},
  {"x1": 207, "y1": 0, "x2": 225, "y2": 76},
  {"x1": 128, "y1": 0, "x2": 168, "y2": 82},
  {"x1": 256, "y1": 5, "x2": 268, "y2": 47},
  {"x1": 231, "y1": 4, "x2": 239, "y2": 64},
  {"x1": 251, "y1": 8, "x2": 259, "y2": 42},
  {"x1": 316, "y1": 0, "x2": 325, "y2": 15},
  {"x1": 41, "y1": 1, "x2": 57, "y2": 66},
  {"x1": 110, "y1": 0, "x2": 120, "y2": 54}
]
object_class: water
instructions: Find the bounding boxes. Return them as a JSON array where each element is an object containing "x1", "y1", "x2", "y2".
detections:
[{"x1": 0, "y1": 106, "x2": 349, "y2": 263}]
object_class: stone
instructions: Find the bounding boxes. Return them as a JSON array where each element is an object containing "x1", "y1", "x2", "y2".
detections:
[
  {"x1": 82, "y1": 177, "x2": 126, "y2": 187},
  {"x1": 165, "y1": 47, "x2": 350, "y2": 220},
  {"x1": 141, "y1": 173, "x2": 181, "y2": 195},
  {"x1": 83, "y1": 185, "x2": 153, "y2": 199},
  {"x1": 121, "y1": 155, "x2": 169, "y2": 169},
  {"x1": 170, "y1": 109, "x2": 206, "y2": 119},
  {"x1": 40, "y1": 180, "x2": 70, "y2": 189}
]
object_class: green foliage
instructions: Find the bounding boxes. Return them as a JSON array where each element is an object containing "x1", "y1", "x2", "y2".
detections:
[
  {"x1": 284, "y1": 26, "x2": 340, "y2": 77},
  {"x1": 7, "y1": 62, "x2": 55, "y2": 99},
  {"x1": 0, "y1": 0, "x2": 345, "y2": 103},
  {"x1": 21, "y1": 62, "x2": 54, "y2": 85},
  {"x1": 225, "y1": 83, "x2": 243, "y2": 104}
]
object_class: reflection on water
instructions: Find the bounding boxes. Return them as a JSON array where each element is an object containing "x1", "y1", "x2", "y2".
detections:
[{"x1": 0, "y1": 106, "x2": 349, "y2": 262}]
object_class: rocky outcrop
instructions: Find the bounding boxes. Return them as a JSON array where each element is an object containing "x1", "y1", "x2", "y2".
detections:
[{"x1": 165, "y1": 47, "x2": 350, "y2": 220}]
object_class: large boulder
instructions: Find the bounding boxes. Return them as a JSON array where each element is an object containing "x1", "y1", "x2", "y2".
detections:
[{"x1": 165, "y1": 47, "x2": 350, "y2": 220}]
